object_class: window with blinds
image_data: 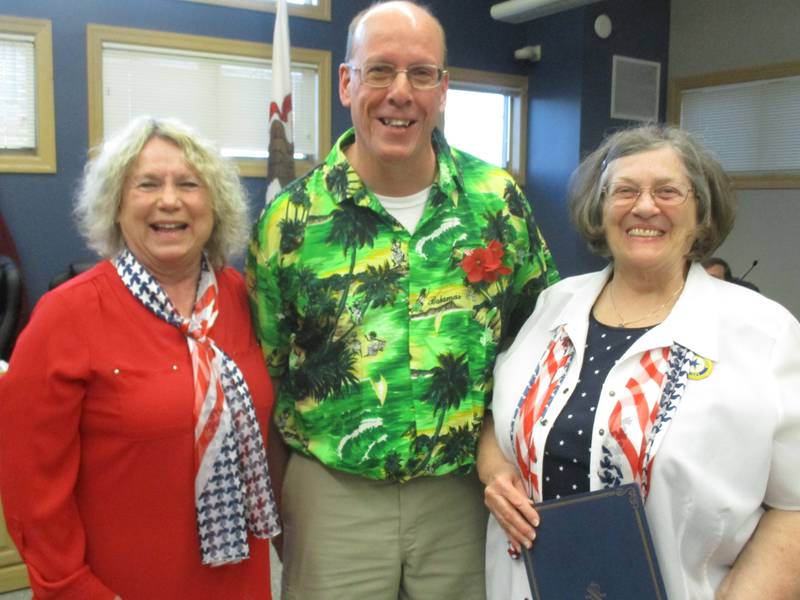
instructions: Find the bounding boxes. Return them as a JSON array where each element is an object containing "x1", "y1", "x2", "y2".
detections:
[
  {"x1": 87, "y1": 25, "x2": 332, "y2": 179},
  {"x1": 102, "y1": 43, "x2": 319, "y2": 161},
  {"x1": 671, "y1": 64, "x2": 800, "y2": 187},
  {"x1": 680, "y1": 75, "x2": 800, "y2": 174},
  {"x1": 0, "y1": 15, "x2": 56, "y2": 173},
  {"x1": 0, "y1": 33, "x2": 36, "y2": 150}
]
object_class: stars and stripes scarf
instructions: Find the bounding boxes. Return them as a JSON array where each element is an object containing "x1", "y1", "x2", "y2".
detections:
[{"x1": 115, "y1": 249, "x2": 280, "y2": 565}]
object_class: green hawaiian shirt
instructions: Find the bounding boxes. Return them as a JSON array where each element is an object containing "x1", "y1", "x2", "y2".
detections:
[{"x1": 247, "y1": 127, "x2": 558, "y2": 481}]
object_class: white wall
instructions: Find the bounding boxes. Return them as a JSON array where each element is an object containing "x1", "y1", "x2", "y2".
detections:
[
  {"x1": 669, "y1": 0, "x2": 800, "y2": 77},
  {"x1": 715, "y1": 192, "x2": 800, "y2": 314},
  {"x1": 669, "y1": 0, "x2": 800, "y2": 318}
]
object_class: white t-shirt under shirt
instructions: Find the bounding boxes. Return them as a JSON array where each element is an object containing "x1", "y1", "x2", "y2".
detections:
[{"x1": 375, "y1": 187, "x2": 430, "y2": 233}]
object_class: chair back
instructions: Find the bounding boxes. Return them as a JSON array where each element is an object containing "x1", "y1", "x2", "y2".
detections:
[
  {"x1": 49, "y1": 261, "x2": 95, "y2": 290},
  {"x1": 0, "y1": 255, "x2": 22, "y2": 360}
]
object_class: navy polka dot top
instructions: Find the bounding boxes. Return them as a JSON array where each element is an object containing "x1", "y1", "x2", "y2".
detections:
[{"x1": 541, "y1": 314, "x2": 650, "y2": 501}]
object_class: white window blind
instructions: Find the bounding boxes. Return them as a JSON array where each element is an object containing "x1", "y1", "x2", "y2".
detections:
[
  {"x1": 680, "y1": 75, "x2": 800, "y2": 174},
  {"x1": 0, "y1": 33, "x2": 36, "y2": 150},
  {"x1": 102, "y1": 43, "x2": 319, "y2": 161}
]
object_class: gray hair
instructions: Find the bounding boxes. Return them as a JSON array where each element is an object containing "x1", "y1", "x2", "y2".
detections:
[
  {"x1": 74, "y1": 116, "x2": 249, "y2": 268},
  {"x1": 568, "y1": 124, "x2": 735, "y2": 262},
  {"x1": 344, "y1": 1, "x2": 447, "y2": 65}
]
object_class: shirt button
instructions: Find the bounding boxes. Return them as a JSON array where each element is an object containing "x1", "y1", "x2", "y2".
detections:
[
  {"x1": 598, "y1": 428, "x2": 605, "y2": 435},
  {"x1": 609, "y1": 390, "x2": 615, "y2": 397},
  {"x1": 562, "y1": 387, "x2": 569, "y2": 394},
  {"x1": 540, "y1": 418, "x2": 548, "y2": 426}
]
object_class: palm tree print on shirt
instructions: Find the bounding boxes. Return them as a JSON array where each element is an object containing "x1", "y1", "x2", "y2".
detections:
[
  {"x1": 247, "y1": 127, "x2": 559, "y2": 481},
  {"x1": 411, "y1": 352, "x2": 470, "y2": 475}
]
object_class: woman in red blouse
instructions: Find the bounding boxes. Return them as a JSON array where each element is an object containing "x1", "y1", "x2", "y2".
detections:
[{"x1": 0, "y1": 116, "x2": 279, "y2": 599}]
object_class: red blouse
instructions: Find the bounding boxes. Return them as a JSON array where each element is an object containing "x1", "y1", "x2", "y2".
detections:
[{"x1": 0, "y1": 261, "x2": 273, "y2": 599}]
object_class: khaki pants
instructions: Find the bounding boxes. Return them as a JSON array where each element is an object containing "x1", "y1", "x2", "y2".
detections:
[{"x1": 280, "y1": 452, "x2": 487, "y2": 600}]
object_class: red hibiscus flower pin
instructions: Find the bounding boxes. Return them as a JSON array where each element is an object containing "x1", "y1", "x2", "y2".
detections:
[{"x1": 460, "y1": 240, "x2": 511, "y2": 283}]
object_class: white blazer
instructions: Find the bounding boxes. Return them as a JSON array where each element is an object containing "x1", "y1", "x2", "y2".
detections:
[{"x1": 487, "y1": 262, "x2": 800, "y2": 600}]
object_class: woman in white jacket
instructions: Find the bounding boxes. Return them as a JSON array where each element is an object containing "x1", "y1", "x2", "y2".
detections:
[{"x1": 478, "y1": 125, "x2": 800, "y2": 600}]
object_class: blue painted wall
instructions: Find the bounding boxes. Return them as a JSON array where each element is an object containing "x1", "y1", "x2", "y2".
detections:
[
  {"x1": 525, "y1": 8, "x2": 586, "y2": 276},
  {"x1": 579, "y1": 0, "x2": 671, "y2": 153},
  {"x1": 0, "y1": 0, "x2": 668, "y2": 301},
  {"x1": 524, "y1": 0, "x2": 670, "y2": 276}
]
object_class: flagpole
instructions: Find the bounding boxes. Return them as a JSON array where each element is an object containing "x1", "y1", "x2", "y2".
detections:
[{"x1": 265, "y1": 0, "x2": 295, "y2": 206}]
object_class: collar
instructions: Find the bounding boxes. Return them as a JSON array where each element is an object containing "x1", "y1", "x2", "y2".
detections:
[
  {"x1": 549, "y1": 267, "x2": 608, "y2": 351},
  {"x1": 658, "y1": 262, "x2": 719, "y2": 360},
  {"x1": 321, "y1": 127, "x2": 465, "y2": 209},
  {"x1": 546, "y1": 262, "x2": 719, "y2": 361}
]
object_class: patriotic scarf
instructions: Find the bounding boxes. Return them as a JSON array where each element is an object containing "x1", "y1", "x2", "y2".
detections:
[
  {"x1": 115, "y1": 249, "x2": 280, "y2": 566},
  {"x1": 512, "y1": 326, "x2": 694, "y2": 501}
]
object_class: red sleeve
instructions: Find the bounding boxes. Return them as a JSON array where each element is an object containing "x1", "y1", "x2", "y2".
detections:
[{"x1": 0, "y1": 287, "x2": 117, "y2": 599}]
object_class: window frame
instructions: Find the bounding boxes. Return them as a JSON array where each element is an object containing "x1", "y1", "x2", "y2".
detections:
[
  {"x1": 444, "y1": 67, "x2": 528, "y2": 184},
  {"x1": 177, "y1": 0, "x2": 331, "y2": 22},
  {"x1": 86, "y1": 23, "x2": 331, "y2": 178},
  {"x1": 0, "y1": 15, "x2": 56, "y2": 174},
  {"x1": 668, "y1": 61, "x2": 800, "y2": 189}
]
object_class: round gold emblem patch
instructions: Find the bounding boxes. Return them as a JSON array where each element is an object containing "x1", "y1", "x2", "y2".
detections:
[{"x1": 687, "y1": 356, "x2": 713, "y2": 380}]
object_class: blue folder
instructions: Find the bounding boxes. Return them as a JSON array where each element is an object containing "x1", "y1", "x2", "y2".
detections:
[{"x1": 522, "y1": 484, "x2": 667, "y2": 600}]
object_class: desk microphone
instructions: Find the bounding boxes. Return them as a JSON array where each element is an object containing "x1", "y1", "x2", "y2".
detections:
[{"x1": 739, "y1": 260, "x2": 758, "y2": 281}]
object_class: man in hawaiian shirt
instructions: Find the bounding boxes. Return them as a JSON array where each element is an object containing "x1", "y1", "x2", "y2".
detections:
[{"x1": 247, "y1": 2, "x2": 558, "y2": 598}]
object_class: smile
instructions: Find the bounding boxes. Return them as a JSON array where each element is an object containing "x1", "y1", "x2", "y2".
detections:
[
  {"x1": 379, "y1": 118, "x2": 414, "y2": 128},
  {"x1": 151, "y1": 223, "x2": 187, "y2": 231},
  {"x1": 627, "y1": 228, "x2": 664, "y2": 237}
]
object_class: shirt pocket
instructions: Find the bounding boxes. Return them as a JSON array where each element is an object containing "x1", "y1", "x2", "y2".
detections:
[{"x1": 88, "y1": 360, "x2": 195, "y2": 440}]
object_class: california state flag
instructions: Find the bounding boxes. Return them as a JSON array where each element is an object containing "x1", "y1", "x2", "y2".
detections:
[{"x1": 265, "y1": 0, "x2": 295, "y2": 205}]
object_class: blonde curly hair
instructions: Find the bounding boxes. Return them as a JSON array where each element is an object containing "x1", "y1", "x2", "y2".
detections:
[{"x1": 74, "y1": 116, "x2": 249, "y2": 268}]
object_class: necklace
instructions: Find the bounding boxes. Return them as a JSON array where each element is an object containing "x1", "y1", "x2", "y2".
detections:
[{"x1": 608, "y1": 278, "x2": 684, "y2": 328}]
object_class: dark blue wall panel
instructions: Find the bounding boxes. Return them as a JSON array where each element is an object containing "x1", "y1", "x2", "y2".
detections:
[
  {"x1": 524, "y1": 8, "x2": 585, "y2": 277},
  {"x1": 579, "y1": 0, "x2": 671, "y2": 155},
  {"x1": 523, "y1": 0, "x2": 669, "y2": 277}
]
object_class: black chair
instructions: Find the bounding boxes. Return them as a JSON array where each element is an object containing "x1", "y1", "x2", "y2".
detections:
[
  {"x1": 48, "y1": 261, "x2": 95, "y2": 290},
  {"x1": 0, "y1": 255, "x2": 22, "y2": 360}
]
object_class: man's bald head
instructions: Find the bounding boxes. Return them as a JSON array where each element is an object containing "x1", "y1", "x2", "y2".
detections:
[{"x1": 344, "y1": 1, "x2": 447, "y2": 65}]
